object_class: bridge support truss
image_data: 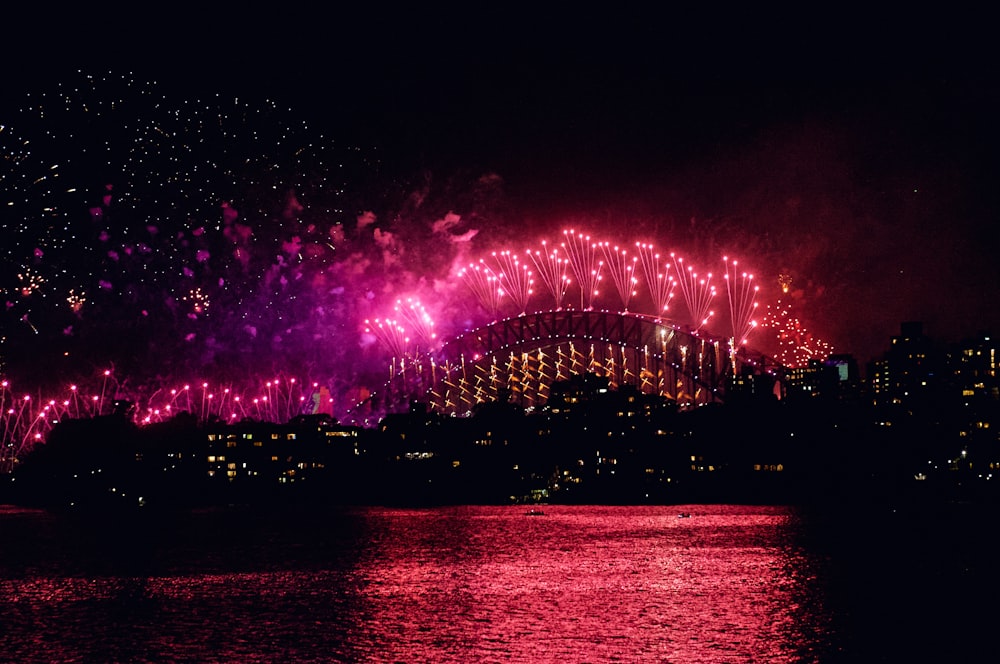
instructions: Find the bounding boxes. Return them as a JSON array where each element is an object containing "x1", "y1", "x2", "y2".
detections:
[{"x1": 375, "y1": 310, "x2": 786, "y2": 416}]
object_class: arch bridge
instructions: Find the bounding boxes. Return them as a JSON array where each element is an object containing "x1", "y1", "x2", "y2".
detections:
[{"x1": 376, "y1": 310, "x2": 788, "y2": 416}]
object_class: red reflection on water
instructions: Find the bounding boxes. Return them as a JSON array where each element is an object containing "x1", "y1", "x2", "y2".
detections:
[
  {"x1": 346, "y1": 505, "x2": 832, "y2": 663},
  {"x1": 0, "y1": 504, "x2": 835, "y2": 662}
]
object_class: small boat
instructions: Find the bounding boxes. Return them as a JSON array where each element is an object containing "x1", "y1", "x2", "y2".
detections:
[
  {"x1": 525, "y1": 508, "x2": 546, "y2": 516},
  {"x1": 677, "y1": 512, "x2": 692, "y2": 518}
]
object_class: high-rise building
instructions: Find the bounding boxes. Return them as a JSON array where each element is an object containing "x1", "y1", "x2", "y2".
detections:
[
  {"x1": 869, "y1": 322, "x2": 942, "y2": 412},
  {"x1": 945, "y1": 331, "x2": 999, "y2": 446}
]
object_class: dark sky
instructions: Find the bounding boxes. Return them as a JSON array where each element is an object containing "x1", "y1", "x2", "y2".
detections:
[{"x1": 5, "y1": 8, "x2": 999, "y2": 364}]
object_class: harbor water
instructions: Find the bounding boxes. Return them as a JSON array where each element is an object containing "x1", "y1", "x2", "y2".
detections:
[{"x1": 0, "y1": 502, "x2": 995, "y2": 662}]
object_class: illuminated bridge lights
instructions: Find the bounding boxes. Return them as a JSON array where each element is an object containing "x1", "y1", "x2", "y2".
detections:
[{"x1": 372, "y1": 309, "x2": 788, "y2": 416}]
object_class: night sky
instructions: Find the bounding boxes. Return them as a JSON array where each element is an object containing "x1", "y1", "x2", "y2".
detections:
[{"x1": 4, "y1": 9, "x2": 999, "y2": 390}]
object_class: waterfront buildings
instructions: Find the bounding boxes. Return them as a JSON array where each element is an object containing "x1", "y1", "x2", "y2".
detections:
[{"x1": 6, "y1": 322, "x2": 999, "y2": 509}]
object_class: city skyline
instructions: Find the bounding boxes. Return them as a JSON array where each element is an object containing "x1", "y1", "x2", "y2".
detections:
[
  {"x1": 3, "y1": 14, "x2": 998, "y2": 660},
  {"x1": 3, "y1": 12, "x2": 998, "y2": 412}
]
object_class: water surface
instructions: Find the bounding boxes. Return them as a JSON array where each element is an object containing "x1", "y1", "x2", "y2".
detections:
[{"x1": 0, "y1": 503, "x2": 992, "y2": 662}]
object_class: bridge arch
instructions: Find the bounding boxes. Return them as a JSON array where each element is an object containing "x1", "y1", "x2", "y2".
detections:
[{"x1": 375, "y1": 310, "x2": 787, "y2": 416}]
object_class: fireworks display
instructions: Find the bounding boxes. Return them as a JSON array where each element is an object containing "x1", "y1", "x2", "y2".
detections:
[
  {"x1": 0, "y1": 70, "x2": 408, "y2": 452},
  {"x1": 527, "y1": 242, "x2": 571, "y2": 310},
  {"x1": 635, "y1": 243, "x2": 677, "y2": 317},
  {"x1": 560, "y1": 229, "x2": 604, "y2": 310},
  {"x1": 671, "y1": 253, "x2": 716, "y2": 332},
  {"x1": 760, "y1": 274, "x2": 835, "y2": 368},
  {"x1": 722, "y1": 256, "x2": 760, "y2": 347},
  {"x1": 458, "y1": 262, "x2": 503, "y2": 320},
  {"x1": 599, "y1": 242, "x2": 639, "y2": 311},
  {"x1": 2, "y1": 71, "x2": 382, "y2": 387},
  {"x1": 393, "y1": 298, "x2": 437, "y2": 350},
  {"x1": 449, "y1": 232, "x2": 763, "y2": 340},
  {"x1": 1, "y1": 69, "x2": 837, "y2": 465},
  {"x1": 485, "y1": 251, "x2": 535, "y2": 316}
]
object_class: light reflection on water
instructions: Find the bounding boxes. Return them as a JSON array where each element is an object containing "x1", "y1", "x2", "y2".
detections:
[
  {"x1": 348, "y1": 506, "x2": 831, "y2": 663},
  {"x1": 1, "y1": 502, "x2": 989, "y2": 662}
]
